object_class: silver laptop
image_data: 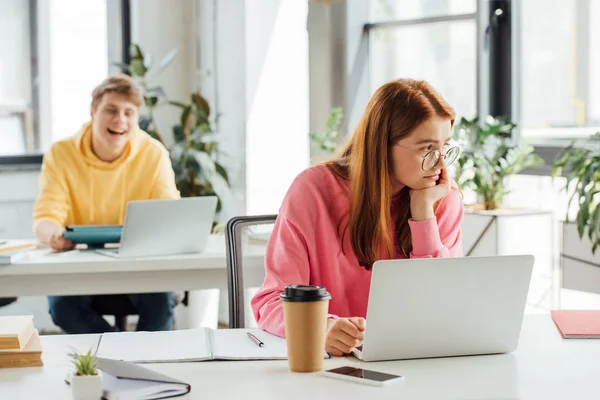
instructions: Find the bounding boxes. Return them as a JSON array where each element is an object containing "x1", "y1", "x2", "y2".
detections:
[
  {"x1": 96, "y1": 197, "x2": 218, "y2": 258},
  {"x1": 353, "y1": 255, "x2": 534, "y2": 362}
]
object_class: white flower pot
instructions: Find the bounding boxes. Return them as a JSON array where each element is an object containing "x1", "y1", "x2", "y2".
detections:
[{"x1": 70, "y1": 374, "x2": 103, "y2": 400}]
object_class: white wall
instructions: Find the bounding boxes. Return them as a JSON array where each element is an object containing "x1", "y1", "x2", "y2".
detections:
[
  {"x1": 245, "y1": 0, "x2": 310, "y2": 214},
  {"x1": 130, "y1": 0, "x2": 197, "y2": 148}
]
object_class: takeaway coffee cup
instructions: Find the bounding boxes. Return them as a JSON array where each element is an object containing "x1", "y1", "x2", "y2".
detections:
[{"x1": 280, "y1": 284, "x2": 331, "y2": 372}]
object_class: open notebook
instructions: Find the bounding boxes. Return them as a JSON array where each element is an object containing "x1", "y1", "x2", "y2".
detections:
[{"x1": 96, "y1": 328, "x2": 294, "y2": 363}]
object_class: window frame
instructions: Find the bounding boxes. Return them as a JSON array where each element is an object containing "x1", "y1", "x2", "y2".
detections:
[
  {"x1": 0, "y1": 0, "x2": 130, "y2": 168},
  {"x1": 361, "y1": 0, "x2": 596, "y2": 177}
]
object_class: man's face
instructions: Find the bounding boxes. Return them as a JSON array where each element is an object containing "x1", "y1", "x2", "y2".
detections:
[{"x1": 90, "y1": 92, "x2": 139, "y2": 156}]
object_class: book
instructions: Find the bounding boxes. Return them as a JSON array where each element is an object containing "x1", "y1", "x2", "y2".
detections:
[
  {"x1": 0, "y1": 315, "x2": 35, "y2": 350},
  {"x1": 96, "y1": 328, "x2": 310, "y2": 363},
  {"x1": 96, "y1": 358, "x2": 191, "y2": 399},
  {"x1": 551, "y1": 310, "x2": 600, "y2": 339},
  {"x1": 0, "y1": 241, "x2": 36, "y2": 254},
  {"x1": 0, "y1": 240, "x2": 39, "y2": 265},
  {"x1": 0, "y1": 329, "x2": 43, "y2": 368}
]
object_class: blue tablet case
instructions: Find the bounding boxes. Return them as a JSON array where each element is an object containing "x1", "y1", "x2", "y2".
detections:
[{"x1": 64, "y1": 225, "x2": 123, "y2": 246}]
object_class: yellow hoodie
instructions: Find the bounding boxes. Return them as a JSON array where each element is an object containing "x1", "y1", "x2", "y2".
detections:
[{"x1": 33, "y1": 122, "x2": 180, "y2": 228}]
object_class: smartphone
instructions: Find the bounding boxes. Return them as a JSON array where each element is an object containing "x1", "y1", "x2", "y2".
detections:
[{"x1": 322, "y1": 366, "x2": 404, "y2": 387}]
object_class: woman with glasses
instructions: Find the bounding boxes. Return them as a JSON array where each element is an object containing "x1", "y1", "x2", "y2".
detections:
[{"x1": 251, "y1": 78, "x2": 463, "y2": 355}]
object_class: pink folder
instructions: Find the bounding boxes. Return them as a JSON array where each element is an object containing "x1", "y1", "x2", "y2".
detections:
[{"x1": 551, "y1": 310, "x2": 600, "y2": 339}]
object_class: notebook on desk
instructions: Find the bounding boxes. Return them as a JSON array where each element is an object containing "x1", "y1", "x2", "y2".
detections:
[
  {"x1": 551, "y1": 310, "x2": 600, "y2": 339},
  {"x1": 96, "y1": 328, "x2": 293, "y2": 363},
  {"x1": 98, "y1": 358, "x2": 191, "y2": 400}
]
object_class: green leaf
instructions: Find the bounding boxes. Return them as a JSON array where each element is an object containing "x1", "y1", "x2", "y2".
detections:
[
  {"x1": 172, "y1": 125, "x2": 186, "y2": 143},
  {"x1": 139, "y1": 116, "x2": 152, "y2": 132},
  {"x1": 180, "y1": 106, "x2": 192, "y2": 129},
  {"x1": 215, "y1": 162, "x2": 229, "y2": 184},
  {"x1": 588, "y1": 201, "x2": 600, "y2": 243},
  {"x1": 129, "y1": 44, "x2": 144, "y2": 59},
  {"x1": 190, "y1": 149, "x2": 216, "y2": 176},
  {"x1": 191, "y1": 93, "x2": 211, "y2": 118},
  {"x1": 144, "y1": 96, "x2": 158, "y2": 107},
  {"x1": 147, "y1": 47, "x2": 179, "y2": 79},
  {"x1": 130, "y1": 58, "x2": 147, "y2": 77},
  {"x1": 146, "y1": 86, "x2": 166, "y2": 98}
]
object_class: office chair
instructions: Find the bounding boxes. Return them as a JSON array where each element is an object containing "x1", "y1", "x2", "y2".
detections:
[
  {"x1": 91, "y1": 292, "x2": 185, "y2": 331},
  {"x1": 0, "y1": 297, "x2": 17, "y2": 308},
  {"x1": 225, "y1": 215, "x2": 277, "y2": 328}
]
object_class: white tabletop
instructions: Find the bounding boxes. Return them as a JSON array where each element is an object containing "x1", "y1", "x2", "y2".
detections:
[
  {"x1": 0, "y1": 315, "x2": 598, "y2": 399},
  {"x1": 0, "y1": 235, "x2": 266, "y2": 297}
]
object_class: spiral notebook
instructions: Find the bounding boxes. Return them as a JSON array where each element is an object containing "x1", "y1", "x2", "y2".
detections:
[
  {"x1": 551, "y1": 310, "x2": 600, "y2": 339},
  {"x1": 95, "y1": 328, "x2": 290, "y2": 363}
]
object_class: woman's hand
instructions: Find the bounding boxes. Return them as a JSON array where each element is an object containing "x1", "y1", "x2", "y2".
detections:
[
  {"x1": 410, "y1": 167, "x2": 452, "y2": 221},
  {"x1": 325, "y1": 317, "x2": 366, "y2": 356}
]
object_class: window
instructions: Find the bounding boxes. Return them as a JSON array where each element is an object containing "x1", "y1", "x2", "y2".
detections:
[
  {"x1": 368, "y1": 0, "x2": 477, "y2": 120},
  {"x1": 520, "y1": 0, "x2": 600, "y2": 142},
  {"x1": 0, "y1": 0, "x2": 109, "y2": 159},
  {"x1": 0, "y1": 0, "x2": 33, "y2": 156}
]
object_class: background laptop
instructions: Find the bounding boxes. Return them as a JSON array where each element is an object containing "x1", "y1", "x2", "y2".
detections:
[
  {"x1": 353, "y1": 255, "x2": 534, "y2": 362},
  {"x1": 96, "y1": 197, "x2": 218, "y2": 258}
]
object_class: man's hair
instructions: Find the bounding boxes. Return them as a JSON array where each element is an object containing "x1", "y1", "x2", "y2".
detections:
[{"x1": 91, "y1": 73, "x2": 144, "y2": 110}]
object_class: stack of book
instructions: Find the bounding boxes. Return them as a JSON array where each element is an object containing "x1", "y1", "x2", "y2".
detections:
[
  {"x1": 0, "y1": 241, "x2": 38, "y2": 264},
  {"x1": 0, "y1": 315, "x2": 43, "y2": 368}
]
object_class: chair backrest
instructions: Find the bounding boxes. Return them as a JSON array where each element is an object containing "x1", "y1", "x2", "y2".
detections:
[{"x1": 225, "y1": 215, "x2": 277, "y2": 328}]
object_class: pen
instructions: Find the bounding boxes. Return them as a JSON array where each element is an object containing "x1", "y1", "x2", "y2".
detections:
[{"x1": 247, "y1": 332, "x2": 264, "y2": 347}]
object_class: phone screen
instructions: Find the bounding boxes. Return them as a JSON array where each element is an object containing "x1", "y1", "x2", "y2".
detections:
[{"x1": 326, "y1": 366, "x2": 401, "y2": 382}]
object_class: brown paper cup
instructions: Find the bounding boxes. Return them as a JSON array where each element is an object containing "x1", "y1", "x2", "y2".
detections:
[{"x1": 281, "y1": 285, "x2": 331, "y2": 373}]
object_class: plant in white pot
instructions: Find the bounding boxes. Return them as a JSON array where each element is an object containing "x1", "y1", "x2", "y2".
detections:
[
  {"x1": 68, "y1": 349, "x2": 102, "y2": 400},
  {"x1": 453, "y1": 116, "x2": 552, "y2": 272},
  {"x1": 454, "y1": 115, "x2": 544, "y2": 210}
]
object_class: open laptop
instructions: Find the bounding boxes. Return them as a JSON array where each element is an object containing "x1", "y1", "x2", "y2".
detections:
[
  {"x1": 352, "y1": 255, "x2": 534, "y2": 362},
  {"x1": 96, "y1": 197, "x2": 218, "y2": 258}
]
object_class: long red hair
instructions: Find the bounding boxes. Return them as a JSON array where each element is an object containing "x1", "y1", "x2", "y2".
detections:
[{"x1": 326, "y1": 79, "x2": 455, "y2": 269}]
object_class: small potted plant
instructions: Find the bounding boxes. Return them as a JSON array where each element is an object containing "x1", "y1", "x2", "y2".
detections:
[{"x1": 68, "y1": 348, "x2": 102, "y2": 400}]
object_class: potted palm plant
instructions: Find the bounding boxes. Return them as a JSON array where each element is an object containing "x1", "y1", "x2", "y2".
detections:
[
  {"x1": 115, "y1": 44, "x2": 231, "y2": 228},
  {"x1": 68, "y1": 349, "x2": 102, "y2": 400},
  {"x1": 552, "y1": 133, "x2": 600, "y2": 294}
]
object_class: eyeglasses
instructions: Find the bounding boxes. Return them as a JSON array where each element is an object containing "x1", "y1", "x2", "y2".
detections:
[{"x1": 396, "y1": 144, "x2": 460, "y2": 171}]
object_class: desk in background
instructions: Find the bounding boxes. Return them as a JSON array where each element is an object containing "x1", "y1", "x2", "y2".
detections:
[
  {"x1": 0, "y1": 235, "x2": 265, "y2": 297},
  {"x1": 0, "y1": 316, "x2": 599, "y2": 399}
]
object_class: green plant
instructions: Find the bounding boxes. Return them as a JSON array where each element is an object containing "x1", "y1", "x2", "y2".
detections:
[
  {"x1": 115, "y1": 44, "x2": 230, "y2": 217},
  {"x1": 552, "y1": 132, "x2": 600, "y2": 253},
  {"x1": 454, "y1": 115, "x2": 544, "y2": 210},
  {"x1": 69, "y1": 349, "x2": 98, "y2": 376},
  {"x1": 309, "y1": 107, "x2": 344, "y2": 154}
]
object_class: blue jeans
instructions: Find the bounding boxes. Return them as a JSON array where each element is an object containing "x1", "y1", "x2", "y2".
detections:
[{"x1": 48, "y1": 292, "x2": 177, "y2": 334}]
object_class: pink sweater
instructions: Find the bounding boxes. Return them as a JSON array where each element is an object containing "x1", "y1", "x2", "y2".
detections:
[{"x1": 251, "y1": 165, "x2": 464, "y2": 337}]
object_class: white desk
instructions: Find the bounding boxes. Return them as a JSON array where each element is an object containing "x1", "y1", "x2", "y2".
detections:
[
  {"x1": 0, "y1": 235, "x2": 265, "y2": 297},
  {"x1": 0, "y1": 315, "x2": 598, "y2": 399}
]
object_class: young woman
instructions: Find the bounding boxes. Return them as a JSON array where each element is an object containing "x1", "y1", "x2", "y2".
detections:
[{"x1": 251, "y1": 78, "x2": 464, "y2": 356}]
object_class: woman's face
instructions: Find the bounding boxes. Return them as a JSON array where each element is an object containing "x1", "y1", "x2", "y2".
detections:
[{"x1": 390, "y1": 117, "x2": 453, "y2": 194}]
